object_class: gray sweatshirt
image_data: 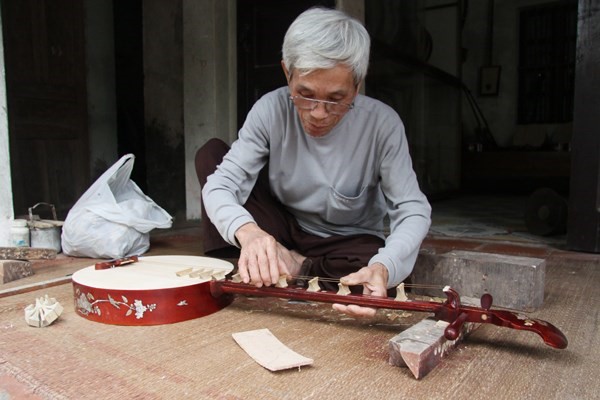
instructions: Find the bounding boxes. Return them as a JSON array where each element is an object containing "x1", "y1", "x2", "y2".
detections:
[{"x1": 202, "y1": 87, "x2": 431, "y2": 287}]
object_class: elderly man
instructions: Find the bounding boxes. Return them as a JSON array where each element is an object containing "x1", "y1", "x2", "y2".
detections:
[{"x1": 196, "y1": 7, "x2": 431, "y2": 317}]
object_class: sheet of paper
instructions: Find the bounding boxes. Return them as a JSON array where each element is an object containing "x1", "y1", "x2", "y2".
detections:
[{"x1": 232, "y1": 328, "x2": 313, "y2": 371}]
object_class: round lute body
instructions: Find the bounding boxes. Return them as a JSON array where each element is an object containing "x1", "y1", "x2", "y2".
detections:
[{"x1": 72, "y1": 255, "x2": 233, "y2": 326}]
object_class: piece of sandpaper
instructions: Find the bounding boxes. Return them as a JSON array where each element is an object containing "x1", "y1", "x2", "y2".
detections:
[{"x1": 232, "y1": 328, "x2": 313, "y2": 371}]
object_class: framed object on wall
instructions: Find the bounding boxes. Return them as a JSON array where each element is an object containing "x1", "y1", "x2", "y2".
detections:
[{"x1": 479, "y1": 66, "x2": 501, "y2": 96}]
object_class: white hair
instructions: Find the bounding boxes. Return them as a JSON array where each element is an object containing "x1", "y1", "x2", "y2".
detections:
[{"x1": 282, "y1": 7, "x2": 371, "y2": 84}]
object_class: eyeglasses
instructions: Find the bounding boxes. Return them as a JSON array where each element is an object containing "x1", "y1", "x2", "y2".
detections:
[{"x1": 289, "y1": 95, "x2": 354, "y2": 115}]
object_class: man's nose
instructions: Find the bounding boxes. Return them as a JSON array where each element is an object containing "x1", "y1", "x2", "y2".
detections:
[{"x1": 310, "y1": 101, "x2": 329, "y2": 118}]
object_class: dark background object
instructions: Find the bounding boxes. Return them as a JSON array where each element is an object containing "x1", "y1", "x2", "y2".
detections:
[
  {"x1": 567, "y1": 1, "x2": 600, "y2": 253},
  {"x1": 525, "y1": 188, "x2": 567, "y2": 236}
]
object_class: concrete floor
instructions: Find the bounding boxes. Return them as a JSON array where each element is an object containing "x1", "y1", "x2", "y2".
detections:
[{"x1": 429, "y1": 194, "x2": 567, "y2": 247}]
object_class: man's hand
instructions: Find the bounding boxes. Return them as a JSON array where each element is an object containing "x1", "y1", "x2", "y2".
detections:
[
  {"x1": 332, "y1": 263, "x2": 389, "y2": 318},
  {"x1": 235, "y1": 222, "x2": 303, "y2": 287}
]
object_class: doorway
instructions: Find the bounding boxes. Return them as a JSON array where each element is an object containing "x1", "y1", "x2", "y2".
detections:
[
  {"x1": 1, "y1": 0, "x2": 89, "y2": 219},
  {"x1": 236, "y1": 0, "x2": 335, "y2": 129},
  {"x1": 113, "y1": 0, "x2": 147, "y2": 192}
]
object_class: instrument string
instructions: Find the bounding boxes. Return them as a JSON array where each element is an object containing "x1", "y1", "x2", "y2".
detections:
[
  {"x1": 135, "y1": 259, "x2": 446, "y2": 291},
  {"x1": 135, "y1": 258, "x2": 230, "y2": 270},
  {"x1": 290, "y1": 274, "x2": 443, "y2": 290}
]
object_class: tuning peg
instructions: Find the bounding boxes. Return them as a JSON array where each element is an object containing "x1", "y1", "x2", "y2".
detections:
[{"x1": 480, "y1": 293, "x2": 493, "y2": 310}]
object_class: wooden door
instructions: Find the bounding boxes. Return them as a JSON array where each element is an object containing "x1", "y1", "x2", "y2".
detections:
[
  {"x1": 2, "y1": 0, "x2": 89, "y2": 219},
  {"x1": 237, "y1": 0, "x2": 334, "y2": 129}
]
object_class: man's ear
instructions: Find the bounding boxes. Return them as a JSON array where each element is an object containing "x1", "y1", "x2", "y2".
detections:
[
  {"x1": 281, "y1": 60, "x2": 291, "y2": 84},
  {"x1": 355, "y1": 81, "x2": 362, "y2": 97}
]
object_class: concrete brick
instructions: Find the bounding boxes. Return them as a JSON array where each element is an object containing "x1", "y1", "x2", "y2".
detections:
[{"x1": 411, "y1": 249, "x2": 546, "y2": 312}]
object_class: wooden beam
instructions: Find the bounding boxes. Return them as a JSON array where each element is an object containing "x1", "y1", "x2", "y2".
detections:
[
  {"x1": 0, "y1": 247, "x2": 57, "y2": 260},
  {"x1": 0, "y1": 275, "x2": 72, "y2": 299}
]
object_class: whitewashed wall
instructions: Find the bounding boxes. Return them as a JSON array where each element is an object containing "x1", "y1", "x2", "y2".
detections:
[
  {"x1": 0, "y1": 12, "x2": 13, "y2": 246},
  {"x1": 183, "y1": 0, "x2": 237, "y2": 220}
]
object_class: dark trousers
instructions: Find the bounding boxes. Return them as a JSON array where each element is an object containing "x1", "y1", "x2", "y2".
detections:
[{"x1": 195, "y1": 138, "x2": 385, "y2": 290}]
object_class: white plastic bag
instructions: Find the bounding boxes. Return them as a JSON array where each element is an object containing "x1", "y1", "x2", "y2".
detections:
[{"x1": 61, "y1": 154, "x2": 173, "y2": 259}]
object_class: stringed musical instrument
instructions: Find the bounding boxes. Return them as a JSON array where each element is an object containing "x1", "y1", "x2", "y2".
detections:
[
  {"x1": 72, "y1": 255, "x2": 234, "y2": 325},
  {"x1": 72, "y1": 255, "x2": 568, "y2": 349}
]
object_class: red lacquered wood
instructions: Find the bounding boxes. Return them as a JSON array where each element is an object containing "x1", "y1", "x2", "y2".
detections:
[
  {"x1": 432, "y1": 288, "x2": 568, "y2": 349},
  {"x1": 210, "y1": 281, "x2": 568, "y2": 349},
  {"x1": 73, "y1": 280, "x2": 232, "y2": 326},
  {"x1": 210, "y1": 281, "x2": 440, "y2": 313},
  {"x1": 95, "y1": 255, "x2": 139, "y2": 270},
  {"x1": 73, "y1": 255, "x2": 568, "y2": 348},
  {"x1": 73, "y1": 256, "x2": 233, "y2": 326}
]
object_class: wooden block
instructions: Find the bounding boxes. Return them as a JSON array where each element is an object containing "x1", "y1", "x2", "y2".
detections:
[
  {"x1": 336, "y1": 282, "x2": 350, "y2": 295},
  {"x1": 176, "y1": 268, "x2": 193, "y2": 277},
  {"x1": 275, "y1": 275, "x2": 288, "y2": 288},
  {"x1": 188, "y1": 269, "x2": 205, "y2": 278},
  {"x1": 0, "y1": 275, "x2": 72, "y2": 299},
  {"x1": 388, "y1": 316, "x2": 479, "y2": 379},
  {"x1": 395, "y1": 283, "x2": 408, "y2": 301},
  {"x1": 0, "y1": 247, "x2": 57, "y2": 260},
  {"x1": 412, "y1": 250, "x2": 546, "y2": 311},
  {"x1": 211, "y1": 270, "x2": 227, "y2": 281},
  {"x1": 307, "y1": 277, "x2": 320, "y2": 292},
  {"x1": 0, "y1": 260, "x2": 34, "y2": 284}
]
